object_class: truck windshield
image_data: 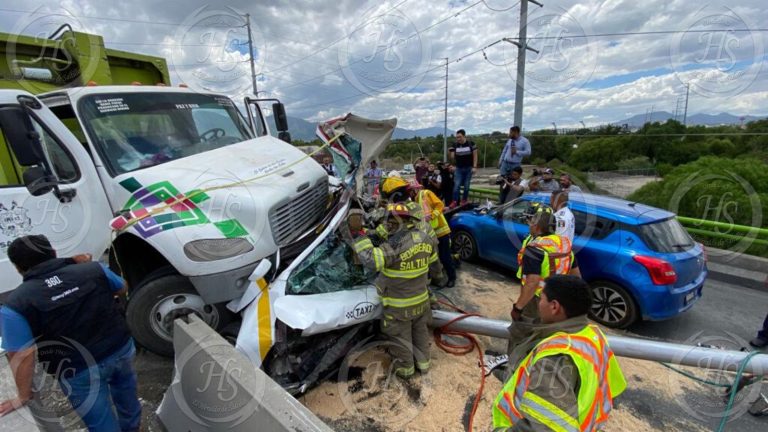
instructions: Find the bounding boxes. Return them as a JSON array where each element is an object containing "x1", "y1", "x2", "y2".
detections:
[{"x1": 78, "y1": 92, "x2": 253, "y2": 175}]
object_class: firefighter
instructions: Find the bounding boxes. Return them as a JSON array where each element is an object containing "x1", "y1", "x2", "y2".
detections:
[
  {"x1": 493, "y1": 275, "x2": 626, "y2": 431},
  {"x1": 407, "y1": 180, "x2": 456, "y2": 287},
  {"x1": 346, "y1": 203, "x2": 444, "y2": 378}
]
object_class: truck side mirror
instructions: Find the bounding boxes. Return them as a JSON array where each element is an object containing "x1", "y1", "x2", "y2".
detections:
[
  {"x1": 277, "y1": 131, "x2": 291, "y2": 144},
  {"x1": 0, "y1": 106, "x2": 45, "y2": 166},
  {"x1": 272, "y1": 103, "x2": 289, "y2": 132},
  {"x1": 22, "y1": 166, "x2": 56, "y2": 196}
]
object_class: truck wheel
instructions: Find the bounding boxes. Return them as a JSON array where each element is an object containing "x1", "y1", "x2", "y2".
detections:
[
  {"x1": 126, "y1": 273, "x2": 232, "y2": 357},
  {"x1": 588, "y1": 281, "x2": 638, "y2": 329}
]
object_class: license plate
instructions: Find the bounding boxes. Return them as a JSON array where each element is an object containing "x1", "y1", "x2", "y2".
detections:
[{"x1": 685, "y1": 292, "x2": 696, "y2": 304}]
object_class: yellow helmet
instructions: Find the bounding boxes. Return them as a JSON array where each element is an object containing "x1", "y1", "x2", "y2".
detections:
[
  {"x1": 385, "y1": 203, "x2": 414, "y2": 220},
  {"x1": 381, "y1": 176, "x2": 409, "y2": 195}
]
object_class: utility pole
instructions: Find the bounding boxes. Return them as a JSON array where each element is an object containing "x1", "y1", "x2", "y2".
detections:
[
  {"x1": 443, "y1": 57, "x2": 449, "y2": 162},
  {"x1": 505, "y1": 0, "x2": 543, "y2": 130},
  {"x1": 245, "y1": 13, "x2": 258, "y2": 96},
  {"x1": 683, "y1": 83, "x2": 690, "y2": 126}
]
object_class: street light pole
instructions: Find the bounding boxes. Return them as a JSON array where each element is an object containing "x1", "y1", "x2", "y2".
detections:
[
  {"x1": 443, "y1": 57, "x2": 449, "y2": 162},
  {"x1": 245, "y1": 13, "x2": 258, "y2": 96},
  {"x1": 510, "y1": 0, "x2": 543, "y2": 130}
]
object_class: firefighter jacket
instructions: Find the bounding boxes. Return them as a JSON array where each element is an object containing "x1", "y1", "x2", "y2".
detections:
[
  {"x1": 415, "y1": 189, "x2": 451, "y2": 238},
  {"x1": 493, "y1": 323, "x2": 626, "y2": 431},
  {"x1": 353, "y1": 223, "x2": 443, "y2": 320},
  {"x1": 516, "y1": 234, "x2": 574, "y2": 296}
]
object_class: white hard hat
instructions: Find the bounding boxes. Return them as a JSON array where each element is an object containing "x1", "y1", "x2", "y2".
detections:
[{"x1": 388, "y1": 170, "x2": 401, "y2": 178}]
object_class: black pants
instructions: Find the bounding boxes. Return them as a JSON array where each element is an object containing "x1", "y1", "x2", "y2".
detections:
[{"x1": 438, "y1": 235, "x2": 456, "y2": 282}]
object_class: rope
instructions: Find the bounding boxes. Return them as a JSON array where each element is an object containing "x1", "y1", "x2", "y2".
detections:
[
  {"x1": 657, "y1": 351, "x2": 764, "y2": 432},
  {"x1": 433, "y1": 299, "x2": 486, "y2": 432},
  {"x1": 112, "y1": 135, "x2": 342, "y2": 234}
]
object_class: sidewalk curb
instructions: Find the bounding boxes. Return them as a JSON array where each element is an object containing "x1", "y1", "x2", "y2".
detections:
[{"x1": 705, "y1": 246, "x2": 767, "y2": 291}]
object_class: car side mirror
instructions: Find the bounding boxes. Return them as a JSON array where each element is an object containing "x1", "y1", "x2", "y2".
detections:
[
  {"x1": 23, "y1": 166, "x2": 57, "y2": 196},
  {"x1": 272, "y1": 103, "x2": 289, "y2": 132},
  {"x1": 0, "y1": 105, "x2": 45, "y2": 166}
]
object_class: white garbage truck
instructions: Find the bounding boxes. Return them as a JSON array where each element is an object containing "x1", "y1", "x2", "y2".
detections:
[{"x1": 0, "y1": 86, "x2": 330, "y2": 356}]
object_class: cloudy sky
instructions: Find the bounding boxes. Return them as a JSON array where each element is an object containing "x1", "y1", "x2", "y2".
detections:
[{"x1": 1, "y1": 0, "x2": 766, "y2": 132}]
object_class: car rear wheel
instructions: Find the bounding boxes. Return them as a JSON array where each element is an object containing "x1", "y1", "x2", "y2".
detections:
[
  {"x1": 588, "y1": 281, "x2": 638, "y2": 328},
  {"x1": 452, "y1": 230, "x2": 477, "y2": 261}
]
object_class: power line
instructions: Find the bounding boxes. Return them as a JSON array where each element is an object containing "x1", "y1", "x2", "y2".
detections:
[
  {"x1": 266, "y1": 0, "x2": 486, "y2": 92},
  {"x1": 259, "y1": 0, "x2": 412, "y2": 75},
  {"x1": 0, "y1": 7, "x2": 242, "y2": 28},
  {"x1": 507, "y1": 28, "x2": 768, "y2": 41}
]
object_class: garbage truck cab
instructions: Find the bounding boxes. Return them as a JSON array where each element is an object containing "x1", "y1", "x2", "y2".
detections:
[{"x1": 0, "y1": 86, "x2": 328, "y2": 356}]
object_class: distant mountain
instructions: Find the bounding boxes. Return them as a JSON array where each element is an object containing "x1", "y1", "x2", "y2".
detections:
[
  {"x1": 267, "y1": 115, "x2": 446, "y2": 141},
  {"x1": 615, "y1": 111, "x2": 763, "y2": 128}
]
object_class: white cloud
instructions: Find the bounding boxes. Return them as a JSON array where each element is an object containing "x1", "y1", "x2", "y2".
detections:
[{"x1": 0, "y1": 0, "x2": 765, "y2": 131}]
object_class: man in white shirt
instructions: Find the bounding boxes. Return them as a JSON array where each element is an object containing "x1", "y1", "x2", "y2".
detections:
[{"x1": 552, "y1": 191, "x2": 575, "y2": 244}]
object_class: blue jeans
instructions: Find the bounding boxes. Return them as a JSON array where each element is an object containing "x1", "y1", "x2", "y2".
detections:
[
  {"x1": 453, "y1": 166, "x2": 473, "y2": 203},
  {"x1": 499, "y1": 160, "x2": 520, "y2": 177},
  {"x1": 59, "y1": 340, "x2": 142, "y2": 432}
]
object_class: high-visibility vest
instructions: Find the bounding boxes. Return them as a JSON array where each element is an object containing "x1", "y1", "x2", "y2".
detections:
[
  {"x1": 493, "y1": 325, "x2": 627, "y2": 431},
  {"x1": 417, "y1": 189, "x2": 451, "y2": 238},
  {"x1": 516, "y1": 234, "x2": 573, "y2": 295}
]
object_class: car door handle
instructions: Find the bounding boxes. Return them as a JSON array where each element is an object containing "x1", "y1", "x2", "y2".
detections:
[{"x1": 54, "y1": 187, "x2": 77, "y2": 203}]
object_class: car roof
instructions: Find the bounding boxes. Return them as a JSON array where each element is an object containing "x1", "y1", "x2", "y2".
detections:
[{"x1": 521, "y1": 192, "x2": 675, "y2": 225}]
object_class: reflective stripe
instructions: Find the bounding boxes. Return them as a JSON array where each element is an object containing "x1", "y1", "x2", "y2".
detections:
[
  {"x1": 372, "y1": 249, "x2": 385, "y2": 271},
  {"x1": 354, "y1": 238, "x2": 373, "y2": 252},
  {"x1": 381, "y1": 290, "x2": 430, "y2": 308},
  {"x1": 521, "y1": 392, "x2": 580, "y2": 432},
  {"x1": 416, "y1": 360, "x2": 430, "y2": 370},
  {"x1": 429, "y1": 252, "x2": 438, "y2": 263},
  {"x1": 395, "y1": 365, "x2": 415, "y2": 377},
  {"x1": 382, "y1": 265, "x2": 429, "y2": 278}
]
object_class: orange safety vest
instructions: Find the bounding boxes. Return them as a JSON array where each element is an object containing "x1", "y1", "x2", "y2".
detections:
[
  {"x1": 493, "y1": 325, "x2": 627, "y2": 431},
  {"x1": 516, "y1": 234, "x2": 573, "y2": 295}
]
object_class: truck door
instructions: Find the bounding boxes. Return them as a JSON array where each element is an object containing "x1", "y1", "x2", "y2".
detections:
[{"x1": 0, "y1": 95, "x2": 113, "y2": 295}]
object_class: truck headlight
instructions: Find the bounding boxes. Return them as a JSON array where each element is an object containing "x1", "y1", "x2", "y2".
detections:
[{"x1": 183, "y1": 238, "x2": 254, "y2": 262}]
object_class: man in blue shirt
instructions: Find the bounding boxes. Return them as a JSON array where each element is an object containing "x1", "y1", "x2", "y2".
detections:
[
  {"x1": 0, "y1": 235, "x2": 141, "y2": 431},
  {"x1": 498, "y1": 126, "x2": 531, "y2": 176}
]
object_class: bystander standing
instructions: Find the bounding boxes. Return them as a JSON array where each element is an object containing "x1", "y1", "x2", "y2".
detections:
[
  {"x1": 449, "y1": 129, "x2": 478, "y2": 208},
  {"x1": 498, "y1": 126, "x2": 531, "y2": 176}
]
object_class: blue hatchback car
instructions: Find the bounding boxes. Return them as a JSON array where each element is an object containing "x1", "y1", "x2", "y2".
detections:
[{"x1": 449, "y1": 193, "x2": 707, "y2": 328}]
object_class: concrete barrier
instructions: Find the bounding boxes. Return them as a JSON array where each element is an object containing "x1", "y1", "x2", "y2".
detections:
[{"x1": 156, "y1": 314, "x2": 333, "y2": 432}]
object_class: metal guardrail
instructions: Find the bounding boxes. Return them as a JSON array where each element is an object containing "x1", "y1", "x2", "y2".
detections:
[{"x1": 466, "y1": 188, "x2": 768, "y2": 248}]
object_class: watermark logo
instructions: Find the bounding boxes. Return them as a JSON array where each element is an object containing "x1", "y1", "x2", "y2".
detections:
[
  {"x1": 337, "y1": 338, "x2": 433, "y2": 428},
  {"x1": 666, "y1": 331, "x2": 765, "y2": 424},
  {"x1": 171, "y1": 336, "x2": 265, "y2": 427},
  {"x1": 670, "y1": 6, "x2": 764, "y2": 98},
  {"x1": 170, "y1": 6, "x2": 266, "y2": 96},
  {"x1": 4, "y1": 5, "x2": 100, "y2": 95},
  {"x1": 668, "y1": 171, "x2": 762, "y2": 259},
  {"x1": 7, "y1": 338, "x2": 100, "y2": 429},
  {"x1": 339, "y1": 6, "x2": 431, "y2": 96},
  {"x1": 504, "y1": 6, "x2": 597, "y2": 96}
]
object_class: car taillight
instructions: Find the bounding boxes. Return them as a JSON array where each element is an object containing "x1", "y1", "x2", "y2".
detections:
[{"x1": 633, "y1": 255, "x2": 677, "y2": 285}]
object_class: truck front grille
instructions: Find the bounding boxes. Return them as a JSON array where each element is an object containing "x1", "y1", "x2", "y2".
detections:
[{"x1": 269, "y1": 180, "x2": 328, "y2": 246}]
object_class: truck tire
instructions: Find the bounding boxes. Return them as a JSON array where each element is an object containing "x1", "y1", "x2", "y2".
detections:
[{"x1": 126, "y1": 273, "x2": 232, "y2": 357}]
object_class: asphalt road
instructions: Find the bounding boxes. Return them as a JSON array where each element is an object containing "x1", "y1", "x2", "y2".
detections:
[{"x1": 626, "y1": 277, "x2": 768, "y2": 432}]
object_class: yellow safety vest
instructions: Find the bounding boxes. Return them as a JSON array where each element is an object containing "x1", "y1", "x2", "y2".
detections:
[
  {"x1": 493, "y1": 325, "x2": 627, "y2": 431},
  {"x1": 516, "y1": 234, "x2": 573, "y2": 295},
  {"x1": 417, "y1": 189, "x2": 451, "y2": 238}
]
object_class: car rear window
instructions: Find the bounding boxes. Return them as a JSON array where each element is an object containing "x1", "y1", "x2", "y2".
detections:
[{"x1": 635, "y1": 218, "x2": 695, "y2": 253}]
